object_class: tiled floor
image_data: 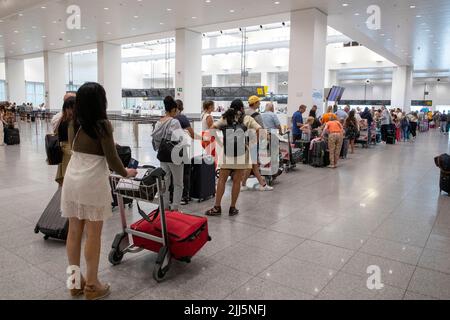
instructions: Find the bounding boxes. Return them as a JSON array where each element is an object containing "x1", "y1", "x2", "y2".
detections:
[{"x1": 0, "y1": 119, "x2": 449, "y2": 300}]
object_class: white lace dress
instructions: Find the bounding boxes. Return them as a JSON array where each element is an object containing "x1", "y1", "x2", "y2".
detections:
[{"x1": 61, "y1": 151, "x2": 112, "y2": 222}]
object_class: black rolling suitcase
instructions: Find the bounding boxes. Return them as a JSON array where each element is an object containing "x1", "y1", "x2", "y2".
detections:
[
  {"x1": 4, "y1": 127, "x2": 20, "y2": 145},
  {"x1": 190, "y1": 156, "x2": 216, "y2": 202},
  {"x1": 435, "y1": 154, "x2": 450, "y2": 195},
  {"x1": 340, "y1": 138, "x2": 349, "y2": 159},
  {"x1": 34, "y1": 188, "x2": 68, "y2": 241},
  {"x1": 311, "y1": 140, "x2": 330, "y2": 168}
]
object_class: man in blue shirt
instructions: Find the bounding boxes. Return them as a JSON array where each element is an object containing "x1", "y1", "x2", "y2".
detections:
[{"x1": 292, "y1": 105, "x2": 307, "y2": 141}]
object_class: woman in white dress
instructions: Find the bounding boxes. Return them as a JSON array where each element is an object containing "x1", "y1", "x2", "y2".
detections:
[{"x1": 62, "y1": 82, "x2": 137, "y2": 300}]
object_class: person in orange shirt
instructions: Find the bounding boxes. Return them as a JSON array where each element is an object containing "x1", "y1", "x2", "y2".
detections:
[
  {"x1": 322, "y1": 119, "x2": 345, "y2": 168},
  {"x1": 321, "y1": 105, "x2": 338, "y2": 124}
]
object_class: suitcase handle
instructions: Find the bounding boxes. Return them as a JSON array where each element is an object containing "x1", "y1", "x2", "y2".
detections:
[{"x1": 136, "y1": 202, "x2": 160, "y2": 224}]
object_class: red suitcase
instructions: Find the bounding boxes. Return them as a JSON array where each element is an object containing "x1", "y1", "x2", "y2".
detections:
[{"x1": 131, "y1": 210, "x2": 210, "y2": 262}]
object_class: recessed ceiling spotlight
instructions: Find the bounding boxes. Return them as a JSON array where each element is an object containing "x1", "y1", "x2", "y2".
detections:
[
  {"x1": 41, "y1": 6, "x2": 46, "y2": 9},
  {"x1": 230, "y1": 9, "x2": 235, "y2": 13},
  {"x1": 160, "y1": 22, "x2": 164, "y2": 25},
  {"x1": 67, "y1": 39, "x2": 72, "y2": 42},
  {"x1": 342, "y1": 3, "x2": 349, "y2": 7},
  {"x1": 14, "y1": 30, "x2": 19, "y2": 33},
  {"x1": 18, "y1": 13, "x2": 23, "y2": 17},
  {"x1": 206, "y1": 0, "x2": 211, "y2": 3},
  {"x1": 105, "y1": 22, "x2": 111, "y2": 24},
  {"x1": 274, "y1": 1, "x2": 280, "y2": 4},
  {"x1": 387, "y1": 38, "x2": 392, "y2": 41},
  {"x1": 354, "y1": 13, "x2": 360, "y2": 16},
  {"x1": 32, "y1": 26, "x2": 37, "y2": 29},
  {"x1": 380, "y1": 33, "x2": 385, "y2": 36},
  {"x1": 42, "y1": 35, "x2": 47, "y2": 38},
  {"x1": 134, "y1": 15, "x2": 139, "y2": 18},
  {"x1": 416, "y1": 15, "x2": 422, "y2": 18},
  {"x1": 192, "y1": 16, "x2": 197, "y2": 19},
  {"x1": 61, "y1": 31, "x2": 65, "y2": 34},
  {"x1": 104, "y1": 7, "x2": 109, "y2": 10},
  {"x1": 410, "y1": 5, "x2": 416, "y2": 9},
  {"x1": 167, "y1": 8, "x2": 172, "y2": 11}
]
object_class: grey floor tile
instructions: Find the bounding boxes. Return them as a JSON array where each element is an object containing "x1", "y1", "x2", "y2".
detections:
[
  {"x1": 426, "y1": 226, "x2": 450, "y2": 253},
  {"x1": 0, "y1": 247, "x2": 33, "y2": 276},
  {"x1": 287, "y1": 240, "x2": 355, "y2": 270},
  {"x1": 0, "y1": 266, "x2": 63, "y2": 300},
  {"x1": 268, "y1": 218, "x2": 325, "y2": 239},
  {"x1": 258, "y1": 256, "x2": 337, "y2": 296},
  {"x1": 360, "y1": 237, "x2": 423, "y2": 265},
  {"x1": 403, "y1": 291, "x2": 438, "y2": 300},
  {"x1": 239, "y1": 229, "x2": 304, "y2": 255},
  {"x1": 226, "y1": 277, "x2": 314, "y2": 300},
  {"x1": 418, "y1": 248, "x2": 450, "y2": 275},
  {"x1": 311, "y1": 226, "x2": 368, "y2": 250},
  {"x1": 211, "y1": 243, "x2": 285, "y2": 276},
  {"x1": 342, "y1": 252, "x2": 416, "y2": 290},
  {"x1": 373, "y1": 219, "x2": 432, "y2": 247},
  {"x1": 408, "y1": 268, "x2": 450, "y2": 300},
  {"x1": 316, "y1": 272, "x2": 405, "y2": 300}
]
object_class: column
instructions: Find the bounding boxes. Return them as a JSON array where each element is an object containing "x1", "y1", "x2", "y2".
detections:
[
  {"x1": 391, "y1": 66, "x2": 413, "y2": 112},
  {"x1": 44, "y1": 51, "x2": 67, "y2": 110},
  {"x1": 288, "y1": 8, "x2": 328, "y2": 115},
  {"x1": 5, "y1": 58, "x2": 26, "y2": 104},
  {"x1": 261, "y1": 72, "x2": 279, "y2": 95},
  {"x1": 175, "y1": 29, "x2": 203, "y2": 114},
  {"x1": 97, "y1": 42, "x2": 122, "y2": 111},
  {"x1": 325, "y1": 70, "x2": 338, "y2": 88}
]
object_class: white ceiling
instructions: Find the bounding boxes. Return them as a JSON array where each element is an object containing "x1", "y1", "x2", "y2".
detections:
[{"x1": 0, "y1": 0, "x2": 448, "y2": 72}]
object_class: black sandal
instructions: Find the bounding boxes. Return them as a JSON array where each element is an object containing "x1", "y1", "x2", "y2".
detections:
[
  {"x1": 206, "y1": 206, "x2": 222, "y2": 216},
  {"x1": 229, "y1": 207, "x2": 239, "y2": 216}
]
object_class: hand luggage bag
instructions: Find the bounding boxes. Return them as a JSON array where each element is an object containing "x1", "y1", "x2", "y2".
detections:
[
  {"x1": 189, "y1": 156, "x2": 216, "y2": 202},
  {"x1": 4, "y1": 127, "x2": 20, "y2": 145},
  {"x1": 340, "y1": 138, "x2": 349, "y2": 159},
  {"x1": 111, "y1": 145, "x2": 133, "y2": 208},
  {"x1": 311, "y1": 141, "x2": 329, "y2": 168},
  {"x1": 130, "y1": 209, "x2": 210, "y2": 263},
  {"x1": 440, "y1": 172, "x2": 450, "y2": 195},
  {"x1": 45, "y1": 134, "x2": 63, "y2": 165},
  {"x1": 34, "y1": 188, "x2": 68, "y2": 241}
]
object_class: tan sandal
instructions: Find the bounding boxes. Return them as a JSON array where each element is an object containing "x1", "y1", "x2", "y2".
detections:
[
  {"x1": 84, "y1": 284, "x2": 111, "y2": 301},
  {"x1": 70, "y1": 278, "x2": 86, "y2": 297}
]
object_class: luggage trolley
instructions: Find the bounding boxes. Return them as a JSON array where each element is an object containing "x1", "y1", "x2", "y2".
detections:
[{"x1": 108, "y1": 167, "x2": 172, "y2": 282}]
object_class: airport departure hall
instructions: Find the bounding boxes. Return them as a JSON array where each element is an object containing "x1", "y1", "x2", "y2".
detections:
[{"x1": 0, "y1": 0, "x2": 450, "y2": 305}]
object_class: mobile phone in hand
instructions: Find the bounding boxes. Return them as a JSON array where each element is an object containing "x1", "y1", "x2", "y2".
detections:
[{"x1": 128, "y1": 159, "x2": 139, "y2": 169}]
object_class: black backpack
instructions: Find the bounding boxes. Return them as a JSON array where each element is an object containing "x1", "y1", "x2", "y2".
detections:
[{"x1": 222, "y1": 117, "x2": 248, "y2": 157}]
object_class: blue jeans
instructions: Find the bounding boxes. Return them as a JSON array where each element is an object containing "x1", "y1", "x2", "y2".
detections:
[{"x1": 402, "y1": 127, "x2": 409, "y2": 141}]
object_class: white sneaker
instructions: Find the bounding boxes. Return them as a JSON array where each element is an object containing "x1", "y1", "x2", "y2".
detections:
[{"x1": 259, "y1": 184, "x2": 274, "y2": 191}]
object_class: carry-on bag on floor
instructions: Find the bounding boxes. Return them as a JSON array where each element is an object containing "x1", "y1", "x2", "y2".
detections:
[
  {"x1": 116, "y1": 145, "x2": 132, "y2": 168},
  {"x1": 386, "y1": 135, "x2": 396, "y2": 145},
  {"x1": 34, "y1": 188, "x2": 68, "y2": 241},
  {"x1": 440, "y1": 172, "x2": 450, "y2": 195},
  {"x1": 190, "y1": 156, "x2": 216, "y2": 202},
  {"x1": 4, "y1": 127, "x2": 20, "y2": 145},
  {"x1": 291, "y1": 148, "x2": 303, "y2": 164},
  {"x1": 434, "y1": 154, "x2": 450, "y2": 195},
  {"x1": 130, "y1": 209, "x2": 210, "y2": 263},
  {"x1": 340, "y1": 138, "x2": 350, "y2": 159},
  {"x1": 310, "y1": 140, "x2": 329, "y2": 168}
]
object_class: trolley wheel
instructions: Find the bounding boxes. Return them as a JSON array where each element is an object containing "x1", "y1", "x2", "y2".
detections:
[
  {"x1": 128, "y1": 203, "x2": 133, "y2": 208},
  {"x1": 43, "y1": 235, "x2": 49, "y2": 240},
  {"x1": 108, "y1": 249, "x2": 124, "y2": 266},
  {"x1": 153, "y1": 246, "x2": 171, "y2": 283}
]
